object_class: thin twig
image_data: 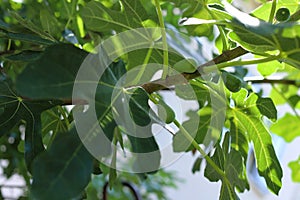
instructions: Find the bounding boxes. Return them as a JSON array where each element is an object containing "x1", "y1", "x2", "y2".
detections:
[
  {"x1": 288, "y1": 9, "x2": 300, "y2": 22},
  {"x1": 142, "y1": 46, "x2": 248, "y2": 93},
  {"x1": 245, "y1": 77, "x2": 298, "y2": 85}
]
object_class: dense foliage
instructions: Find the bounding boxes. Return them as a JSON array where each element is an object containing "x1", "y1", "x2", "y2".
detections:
[{"x1": 0, "y1": 0, "x2": 300, "y2": 199}]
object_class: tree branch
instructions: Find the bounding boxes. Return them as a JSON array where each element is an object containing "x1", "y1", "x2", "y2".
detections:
[
  {"x1": 288, "y1": 9, "x2": 300, "y2": 22},
  {"x1": 142, "y1": 46, "x2": 248, "y2": 93},
  {"x1": 244, "y1": 77, "x2": 298, "y2": 85}
]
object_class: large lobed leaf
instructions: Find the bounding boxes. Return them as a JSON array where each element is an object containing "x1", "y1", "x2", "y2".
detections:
[
  {"x1": 16, "y1": 44, "x2": 88, "y2": 99},
  {"x1": 80, "y1": 0, "x2": 157, "y2": 33},
  {"x1": 30, "y1": 128, "x2": 93, "y2": 200},
  {"x1": 204, "y1": 133, "x2": 248, "y2": 200},
  {"x1": 223, "y1": 2, "x2": 300, "y2": 69},
  {"x1": 182, "y1": 2, "x2": 300, "y2": 69},
  {"x1": 230, "y1": 89, "x2": 282, "y2": 194},
  {"x1": 0, "y1": 77, "x2": 62, "y2": 170}
]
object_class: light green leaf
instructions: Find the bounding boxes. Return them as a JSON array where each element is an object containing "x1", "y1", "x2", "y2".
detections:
[
  {"x1": 231, "y1": 110, "x2": 282, "y2": 194},
  {"x1": 270, "y1": 85, "x2": 299, "y2": 105},
  {"x1": 257, "y1": 60, "x2": 284, "y2": 76},
  {"x1": 271, "y1": 113, "x2": 300, "y2": 142},
  {"x1": 288, "y1": 156, "x2": 300, "y2": 182},
  {"x1": 252, "y1": 0, "x2": 299, "y2": 22},
  {"x1": 181, "y1": 2, "x2": 300, "y2": 68},
  {"x1": 232, "y1": 89, "x2": 260, "y2": 116},
  {"x1": 229, "y1": 119, "x2": 249, "y2": 161},
  {"x1": 31, "y1": 129, "x2": 93, "y2": 200},
  {"x1": 173, "y1": 58, "x2": 197, "y2": 73},
  {"x1": 224, "y1": 3, "x2": 300, "y2": 69}
]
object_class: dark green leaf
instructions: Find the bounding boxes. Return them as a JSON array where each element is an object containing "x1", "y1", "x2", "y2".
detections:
[
  {"x1": 225, "y1": 149, "x2": 248, "y2": 192},
  {"x1": 0, "y1": 77, "x2": 63, "y2": 137},
  {"x1": 172, "y1": 110, "x2": 211, "y2": 152},
  {"x1": 10, "y1": 11, "x2": 55, "y2": 41},
  {"x1": 221, "y1": 71, "x2": 242, "y2": 93},
  {"x1": 16, "y1": 44, "x2": 88, "y2": 99},
  {"x1": 256, "y1": 97, "x2": 277, "y2": 121},
  {"x1": 31, "y1": 129, "x2": 93, "y2": 200},
  {"x1": 275, "y1": 7, "x2": 290, "y2": 22},
  {"x1": 288, "y1": 95, "x2": 300, "y2": 108},
  {"x1": 219, "y1": 182, "x2": 239, "y2": 200},
  {"x1": 0, "y1": 19, "x2": 10, "y2": 31},
  {"x1": 4, "y1": 51, "x2": 42, "y2": 62},
  {"x1": 192, "y1": 157, "x2": 202, "y2": 174},
  {"x1": 0, "y1": 77, "x2": 63, "y2": 171},
  {"x1": 204, "y1": 144, "x2": 224, "y2": 182},
  {"x1": 157, "y1": 99, "x2": 175, "y2": 124},
  {"x1": 24, "y1": 114, "x2": 45, "y2": 172},
  {"x1": 204, "y1": 135, "x2": 247, "y2": 199},
  {"x1": 175, "y1": 79, "x2": 209, "y2": 107},
  {"x1": 41, "y1": 107, "x2": 68, "y2": 146},
  {"x1": 127, "y1": 134, "x2": 161, "y2": 174},
  {"x1": 40, "y1": 9, "x2": 60, "y2": 37},
  {"x1": 1, "y1": 32, "x2": 55, "y2": 45},
  {"x1": 129, "y1": 87, "x2": 151, "y2": 126}
]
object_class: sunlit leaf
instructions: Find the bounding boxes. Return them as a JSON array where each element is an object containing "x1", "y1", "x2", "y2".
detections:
[
  {"x1": 271, "y1": 113, "x2": 300, "y2": 142},
  {"x1": 231, "y1": 110, "x2": 282, "y2": 194},
  {"x1": 252, "y1": 0, "x2": 299, "y2": 22},
  {"x1": 288, "y1": 156, "x2": 300, "y2": 182}
]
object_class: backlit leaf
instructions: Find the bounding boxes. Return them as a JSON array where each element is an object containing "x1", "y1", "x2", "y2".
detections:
[
  {"x1": 288, "y1": 156, "x2": 300, "y2": 182},
  {"x1": 271, "y1": 113, "x2": 300, "y2": 142},
  {"x1": 231, "y1": 110, "x2": 282, "y2": 194}
]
